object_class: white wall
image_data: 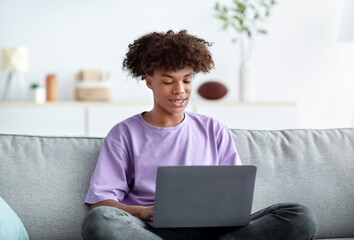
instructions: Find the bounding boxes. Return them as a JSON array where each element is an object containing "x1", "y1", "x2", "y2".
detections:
[{"x1": 0, "y1": 0, "x2": 353, "y2": 128}]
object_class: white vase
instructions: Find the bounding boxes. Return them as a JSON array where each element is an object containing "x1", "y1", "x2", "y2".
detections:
[
  {"x1": 239, "y1": 60, "x2": 256, "y2": 102},
  {"x1": 28, "y1": 87, "x2": 46, "y2": 103}
]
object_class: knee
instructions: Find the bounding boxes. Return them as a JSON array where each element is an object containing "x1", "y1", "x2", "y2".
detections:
[
  {"x1": 82, "y1": 206, "x2": 130, "y2": 240},
  {"x1": 281, "y1": 203, "x2": 319, "y2": 239},
  {"x1": 297, "y1": 203, "x2": 318, "y2": 235}
]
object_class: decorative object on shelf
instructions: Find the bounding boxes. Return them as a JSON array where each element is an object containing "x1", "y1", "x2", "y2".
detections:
[
  {"x1": 28, "y1": 83, "x2": 45, "y2": 104},
  {"x1": 1, "y1": 47, "x2": 29, "y2": 101},
  {"x1": 46, "y1": 74, "x2": 58, "y2": 101},
  {"x1": 75, "y1": 69, "x2": 111, "y2": 101},
  {"x1": 214, "y1": 0, "x2": 276, "y2": 102},
  {"x1": 239, "y1": 60, "x2": 255, "y2": 101},
  {"x1": 197, "y1": 81, "x2": 228, "y2": 100},
  {"x1": 77, "y1": 70, "x2": 102, "y2": 81}
]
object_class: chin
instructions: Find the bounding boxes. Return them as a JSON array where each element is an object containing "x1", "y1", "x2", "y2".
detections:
[{"x1": 167, "y1": 106, "x2": 187, "y2": 115}]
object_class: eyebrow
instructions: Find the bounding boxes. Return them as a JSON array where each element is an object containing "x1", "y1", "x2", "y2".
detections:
[{"x1": 161, "y1": 72, "x2": 194, "y2": 79}]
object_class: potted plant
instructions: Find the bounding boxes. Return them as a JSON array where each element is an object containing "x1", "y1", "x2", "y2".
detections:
[
  {"x1": 28, "y1": 83, "x2": 45, "y2": 103},
  {"x1": 214, "y1": 0, "x2": 276, "y2": 101}
]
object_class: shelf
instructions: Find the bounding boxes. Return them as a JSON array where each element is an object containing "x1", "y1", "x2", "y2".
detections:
[
  {"x1": 0, "y1": 101, "x2": 298, "y2": 136},
  {"x1": 0, "y1": 100, "x2": 296, "y2": 108}
]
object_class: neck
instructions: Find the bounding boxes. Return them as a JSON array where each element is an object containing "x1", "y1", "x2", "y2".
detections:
[{"x1": 142, "y1": 109, "x2": 185, "y2": 128}]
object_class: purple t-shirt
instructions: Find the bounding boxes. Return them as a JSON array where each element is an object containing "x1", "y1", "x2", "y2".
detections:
[{"x1": 85, "y1": 111, "x2": 242, "y2": 206}]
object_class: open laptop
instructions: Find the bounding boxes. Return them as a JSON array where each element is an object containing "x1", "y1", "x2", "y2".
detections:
[{"x1": 153, "y1": 165, "x2": 257, "y2": 228}]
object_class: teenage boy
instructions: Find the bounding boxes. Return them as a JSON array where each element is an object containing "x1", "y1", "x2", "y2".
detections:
[{"x1": 82, "y1": 30, "x2": 318, "y2": 240}]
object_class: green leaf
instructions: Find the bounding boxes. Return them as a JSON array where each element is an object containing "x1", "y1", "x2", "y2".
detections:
[
  {"x1": 233, "y1": 15, "x2": 242, "y2": 23},
  {"x1": 254, "y1": 13, "x2": 259, "y2": 19},
  {"x1": 30, "y1": 83, "x2": 40, "y2": 89},
  {"x1": 217, "y1": 14, "x2": 228, "y2": 22},
  {"x1": 230, "y1": 22, "x2": 241, "y2": 32},
  {"x1": 214, "y1": 2, "x2": 219, "y2": 11},
  {"x1": 246, "y1": 29, "x2": 252, "y2": 38},
  {"x1": 222, "y1": 6, "x2": 228, "y2": 13},
  {"x1": 239, "y1": 4, "x2": 246, "y2": 14},
  {"x1": 223, "y1": 22, "x2": 229, "y2": 30},
  {"x1": 258, "y1": 29, "x2": 267, "y2": 34},
  {"x1": 233, "y1": 0, "x2": 239, "y2": 6},
  {"x1": 232, "y1": 38, "x2": 238, "y2": 43}
]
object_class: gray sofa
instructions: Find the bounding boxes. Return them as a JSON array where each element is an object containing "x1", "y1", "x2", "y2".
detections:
[{"x1": 0, "y1": 128, "x2": 353, "y2": 239}]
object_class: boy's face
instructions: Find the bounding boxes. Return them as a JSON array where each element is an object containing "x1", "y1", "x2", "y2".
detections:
[{"x1": 145, "y1": 66, "x2": 193, "y2": 117}]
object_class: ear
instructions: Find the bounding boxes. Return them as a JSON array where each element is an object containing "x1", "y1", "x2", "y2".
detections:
[{"x1": 145, "y1": 74, "x2": 153, "y2": 90}]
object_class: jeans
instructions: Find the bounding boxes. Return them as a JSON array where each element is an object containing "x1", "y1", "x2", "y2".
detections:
[{"x1": 82, "y1": 203, "x2": 318, "y2": 240}]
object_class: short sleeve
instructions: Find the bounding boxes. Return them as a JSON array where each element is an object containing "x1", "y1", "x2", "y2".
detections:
[
  {"x1": 217, "y1": 125, "x2": 243, "y2": 166},
  {"x1": 85, "y1": 138, "x2": 132, "y2": 204}
]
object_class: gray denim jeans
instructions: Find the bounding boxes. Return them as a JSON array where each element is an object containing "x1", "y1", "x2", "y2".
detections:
[{"x1": 82, "y1": 203, "x2": 318, "y2": 240}]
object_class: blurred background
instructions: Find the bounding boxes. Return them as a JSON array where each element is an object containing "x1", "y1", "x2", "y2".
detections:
[{"x1": 0, "y1": 0, "x2": 353, "y2": 136}]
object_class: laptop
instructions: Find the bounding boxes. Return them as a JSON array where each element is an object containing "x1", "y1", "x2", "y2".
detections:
[{"x1": 153, "y1": 165, "x2": 257, "y2": 228}]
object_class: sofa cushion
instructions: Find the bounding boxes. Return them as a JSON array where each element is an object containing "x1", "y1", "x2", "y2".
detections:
[
  {"x1": 0, "y1": 134, "x2": 103, "y2": 240},
  {"x1": 0, "y1": 195, "x2": 29, "y2": 240},
  {"x1": 230, "y1": 128, "x2": 354, "y2": 239}
]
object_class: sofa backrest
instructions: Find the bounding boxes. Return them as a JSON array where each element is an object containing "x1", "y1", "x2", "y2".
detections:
[
  {"x1": 230, "y1": 128, "x2": 354, "y2": 239},
  {"x1": 0, "y1": 128, "x2": 353, "y2": 239},
  {"x1": 0, "y1": 135, "x2": 103, "y2": 240}
]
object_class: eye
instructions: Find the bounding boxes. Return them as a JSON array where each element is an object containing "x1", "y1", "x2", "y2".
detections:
[
  {"x1": 163, "y1": 81, "x2": 173, "y2": 85},
  {"x1": 184, "y1": 78, "x2": 192, "y2": 84}
]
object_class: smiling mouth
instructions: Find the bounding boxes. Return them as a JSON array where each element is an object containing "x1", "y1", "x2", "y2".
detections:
[{"x1": 169, "y1": 98, "x2": 187, "y2": 104}]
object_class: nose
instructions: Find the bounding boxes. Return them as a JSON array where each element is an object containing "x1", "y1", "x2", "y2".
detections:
[{"x1": 172, "y1": 82, "x2": 185, "y2": 94}]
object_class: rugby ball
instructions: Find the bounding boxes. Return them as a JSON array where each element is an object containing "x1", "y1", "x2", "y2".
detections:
[{"x1": 197, "y1": 81, "x2": 228, "y2": 100}]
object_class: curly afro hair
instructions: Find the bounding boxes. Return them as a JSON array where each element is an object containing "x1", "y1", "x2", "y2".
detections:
[{"x1": 123, "y1": 30, "x2": 214, "y2": 80}]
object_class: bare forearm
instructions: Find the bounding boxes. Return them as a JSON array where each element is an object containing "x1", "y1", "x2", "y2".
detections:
[{"x1": 90, "y1": 199, "x2": 153, "y2": 220}]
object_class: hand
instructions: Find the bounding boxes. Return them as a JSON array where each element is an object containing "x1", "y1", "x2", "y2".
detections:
[{"x1": 140, "y1": 206, "x2": 154, "y2": 221}]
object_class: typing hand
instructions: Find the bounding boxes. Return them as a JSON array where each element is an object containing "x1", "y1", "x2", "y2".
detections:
[{"x1": 141, "y1": 206, "x2": 154, "y2": 221}]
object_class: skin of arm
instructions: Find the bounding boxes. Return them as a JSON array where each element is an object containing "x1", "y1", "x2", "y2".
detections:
[{"x1": 90, "y1": 199, "x2": 154, "y2": 221}]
